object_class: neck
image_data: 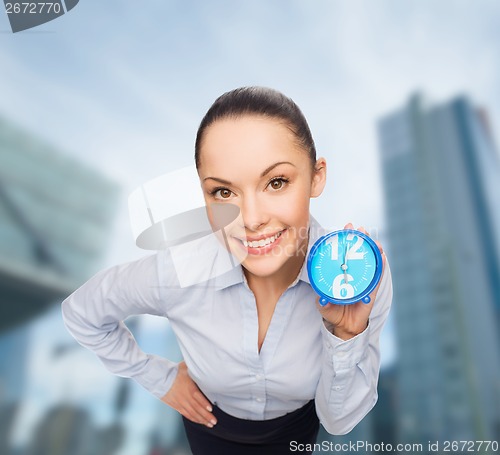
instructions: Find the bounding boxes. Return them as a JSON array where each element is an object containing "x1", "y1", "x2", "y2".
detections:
[{"x1": 244, "y1": 235, "x2": 308, "y2": 298}]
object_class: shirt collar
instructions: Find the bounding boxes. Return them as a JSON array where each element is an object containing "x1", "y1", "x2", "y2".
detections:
[
  {"x1": 213, "y1": 214, "x2": 327, "y2": 291},
  {"x1": 213, "y1": 257, "x2": 245, "y2": 290}
]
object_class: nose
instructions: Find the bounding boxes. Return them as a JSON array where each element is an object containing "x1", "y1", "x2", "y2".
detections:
[{"x1": 240, "y1": 194, "x2": 269, "y2": 232}]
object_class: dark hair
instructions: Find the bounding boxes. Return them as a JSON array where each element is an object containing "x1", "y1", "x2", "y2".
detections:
[{"x1": 195, "y1": 86, "x2": 317, "y2": 170}]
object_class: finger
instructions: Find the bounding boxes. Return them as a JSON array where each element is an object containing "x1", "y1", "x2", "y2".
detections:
[
  {"x1": 193, "y1": 390, "x2": 214, "y2": 413},
  {"x1": 375, "y1": 240, "x2": 384, "y2": 255},
  {"x1": 344, "y1": 222, "x2": 354, "y2": 230},
  {"x1": 184, "y1": 401, "x2": 215, "y2": 427},
  {"x1": 357, "y1": 225, "x2": 367, "y2": 235},
  {"x1": 192, "y1": 391, "x2": 217, "y2": 425},
  {"x1": 374, "y1": 241, "x2": 386, "y2": 269},
  {"x1": 196, "y1": 406, "x2": 217, "y2": 427}
]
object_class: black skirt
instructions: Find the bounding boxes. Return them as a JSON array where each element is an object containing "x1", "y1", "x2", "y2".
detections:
[{"x1": 182, "y1": 400, "x2": 320, "y2": 455}]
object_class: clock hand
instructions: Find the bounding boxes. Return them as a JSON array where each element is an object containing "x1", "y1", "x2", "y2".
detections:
[{"x1": 341, "y1": 240, "x2": 349, "y2": 284}]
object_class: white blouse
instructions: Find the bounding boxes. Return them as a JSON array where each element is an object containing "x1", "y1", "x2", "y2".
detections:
[{"x1": 62, "y1": 215, "x2": 393, "y2": 435}]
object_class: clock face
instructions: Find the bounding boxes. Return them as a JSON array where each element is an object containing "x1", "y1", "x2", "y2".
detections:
[{"x1": 307, "y1": 229, "x2": 382, "y2": 305}]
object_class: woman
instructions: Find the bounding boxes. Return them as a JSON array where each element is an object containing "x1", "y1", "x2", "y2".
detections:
[{"x1": 62, "y1": 86, "x2": 393, "y2": 455}]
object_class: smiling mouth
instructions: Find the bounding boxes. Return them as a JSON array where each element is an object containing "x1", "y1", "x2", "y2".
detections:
[{"x1": 239, "y1": 230, "x2": 284, "y2": 249}]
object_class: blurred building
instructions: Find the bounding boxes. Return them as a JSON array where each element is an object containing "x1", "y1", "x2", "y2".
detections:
[
  {"x1": 0, "y1": 116, "x2": 119, "y2": 332},
  {"x1": 0, "y1": 115, "x2": 119, "y2": 453},
  {"x1": 26, "y1": 404, "x2": 123, "y2": 455},
  {"x1": 377, "y1": 94, "x2": 500, "y2": 446},
  {"x1": 0, "y1": 326, "x2": 30, "y2": 454},
  {"x1": 147, "y1": 325, "x2": 190, "y2": 455}
]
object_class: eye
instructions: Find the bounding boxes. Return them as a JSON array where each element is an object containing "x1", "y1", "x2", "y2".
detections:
[
  {"x1": 268, "y1": 177, "x2": 289, "y2": 191},
  {"x1": 211, "y1": 188, "x2": 233, "y2": 200}
]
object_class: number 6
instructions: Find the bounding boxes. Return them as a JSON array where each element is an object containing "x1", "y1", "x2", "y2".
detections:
[{"x1": 332, "y1": 274, "x2": 354, "y2": 299}]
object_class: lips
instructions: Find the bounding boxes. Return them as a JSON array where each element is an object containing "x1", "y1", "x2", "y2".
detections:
[
  {"x1": 233, "y1": 229, "x2": 286, "y2": 254},
  {"x1": 242, "y1": 231, "x2": 283, "y2": 248}
]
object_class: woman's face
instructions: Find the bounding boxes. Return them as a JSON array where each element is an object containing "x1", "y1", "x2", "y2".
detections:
[{"x1": 197, "y1": 115, "x2": 326, "y2": 279}]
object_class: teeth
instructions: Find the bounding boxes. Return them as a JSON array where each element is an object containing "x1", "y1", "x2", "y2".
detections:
[{"x1": 242, "y1": 231, "x2": 282, "y2": 248}]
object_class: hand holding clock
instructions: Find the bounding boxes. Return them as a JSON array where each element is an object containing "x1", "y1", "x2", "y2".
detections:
[{"x1": 309, "y1": 223, "x2": 386, "y2": 341}]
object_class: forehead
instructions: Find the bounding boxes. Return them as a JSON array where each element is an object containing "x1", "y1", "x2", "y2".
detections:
[{"x1": 198, "y1": 116, "x2": 307, "y2": 176}]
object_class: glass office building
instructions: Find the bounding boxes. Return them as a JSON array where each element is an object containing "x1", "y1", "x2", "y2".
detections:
[
  {"x1": 0, "y1": 116, "x2": 120, "y2": 332},
  {"x1": 0, "y1": 115, "x2": 120, "y2": 453},
  {"x1": 377, "y1": 94, "x2": 500, "y2": 445}
]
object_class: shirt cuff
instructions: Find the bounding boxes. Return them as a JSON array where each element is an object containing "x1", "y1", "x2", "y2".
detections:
[
  {"x1": 130, "y1": 354, "x2": 180, "y2": 399},
  {"x1": 320, "y1": 320, "x2": 370, "y2": 371}
]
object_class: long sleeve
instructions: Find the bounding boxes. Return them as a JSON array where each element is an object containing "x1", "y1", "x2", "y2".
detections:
[
  {"x1": 61, "y1": 253, "x2": 179, "y2": 399},
  {"x1": 314, "y1": 259, "x2": 393, "y2": 435}
]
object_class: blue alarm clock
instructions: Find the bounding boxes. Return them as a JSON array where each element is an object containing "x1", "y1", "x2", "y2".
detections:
[{"x1": 307, "y1": 229, "x2": 383, "y2": 306}]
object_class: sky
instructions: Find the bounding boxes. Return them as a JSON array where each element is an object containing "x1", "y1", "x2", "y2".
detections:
[{"x1": 1, "y1": 1, "x2": 500, "y2": 453}]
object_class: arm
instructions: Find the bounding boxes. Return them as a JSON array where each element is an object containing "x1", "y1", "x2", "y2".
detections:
[
  {"x1": 61, "y1": 253, "x2": 179, "y2": 399},
  {"x1": 315, "y1": 258, "x2": 393, "y2": 435}
]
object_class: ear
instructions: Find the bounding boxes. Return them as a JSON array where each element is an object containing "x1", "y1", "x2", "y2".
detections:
[{"x1": 310, "y1": 157, "x2": 327, "y2": 198}]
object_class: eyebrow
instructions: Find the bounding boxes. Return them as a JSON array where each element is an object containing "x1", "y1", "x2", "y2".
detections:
[
  {"x1": 203, "y1": 161, "x2": 296, "y2": 184},
  {"x1": 260, "y1": 161, "x2": 296, "y2": 177}
]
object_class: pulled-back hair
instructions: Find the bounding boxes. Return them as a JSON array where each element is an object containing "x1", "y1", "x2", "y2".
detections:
[{"x1": 195, "y1": 87, "x2": 317, "y2": 170}]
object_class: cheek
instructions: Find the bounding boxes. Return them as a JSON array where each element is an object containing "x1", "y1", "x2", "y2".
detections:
[
  {"x1": 205, "y1": 202, "x2": 241, "y2": 232},
  {"x1": 271, "y1": 188, "x2": 311, "y2": 224}
]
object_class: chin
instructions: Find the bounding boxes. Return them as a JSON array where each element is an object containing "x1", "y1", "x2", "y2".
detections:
[
  {"x1": 242, "y1": 263, "x2": 283, "y2": 279},
  {"x1": 241, "y1": 252, "x2": 298, "y2": 279}
]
